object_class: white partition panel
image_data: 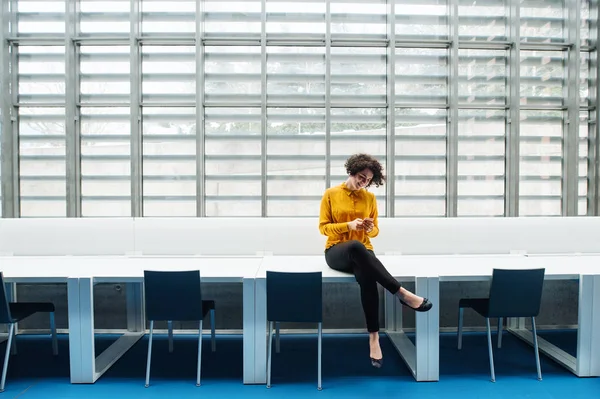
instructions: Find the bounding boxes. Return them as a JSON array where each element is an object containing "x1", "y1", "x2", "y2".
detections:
[
  {"x1": 133, "y1": 217, "x2": 266, "y2": 256},
  {"x1": 262, "y1": 218, "x2": 326, "y2": 255},
  {"x1": 376, "y1": 217, "x2": 600, "y2": 255},
  {"x1": 2, "y1": 216, "x2": 600, "y2": 257},
  {"x1": 0, "y1": 218, "x2": 135, "y2": 256}
]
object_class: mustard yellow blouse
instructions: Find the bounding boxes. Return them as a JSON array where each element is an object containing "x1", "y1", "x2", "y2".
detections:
[{"x1": 318, "y1": 182, "x2": 379, "y2": 251}]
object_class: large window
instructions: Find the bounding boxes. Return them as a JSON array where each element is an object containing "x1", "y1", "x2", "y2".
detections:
[
  {"x1": 0, "y1": 1, "x2": 595, "y2": 218},
  {"x1": 80, "y1": 45, "x2": 131, "y2": 217},
  {"x1": 205, "y1": 108, "x2": 262, "y2": 217},
  {"x1": 395, "y1": 108, "x2": 447, "y2": 217},
  {"x1": 267, "y1": 108, "x2": 326, "y2": 216},
  {"x1": 18, "y1": 46, "x2": 66, "y2": 217}
]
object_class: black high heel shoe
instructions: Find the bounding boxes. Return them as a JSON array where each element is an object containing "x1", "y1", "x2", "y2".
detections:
[
  {"x1": 371, "y1": 357, "x2": 383, "y2": 368},
  {"x1": 399, "y1": 297, "x2": 433, "y2": 312}
]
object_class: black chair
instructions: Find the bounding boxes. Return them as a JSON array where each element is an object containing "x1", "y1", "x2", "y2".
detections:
[
  {"x1": 266, "y1": 271, "x2": 323, "y2": 390},
  {"x1": 143, "y1": 270, "x2": 216, "y2": 388},
  {"x1": 0, "y1": 272, "x2": 58, "y2": 392},
  {"x1": 457, "y1": 268, "x2": 545, "y2": 382}
]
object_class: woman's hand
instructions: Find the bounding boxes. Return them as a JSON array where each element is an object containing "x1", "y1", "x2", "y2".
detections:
[
  {"x1": 347, "y1": 218, "x2": 364, "y2": 231},
  {"x1": 362, "y1": 218, "x2": 374, "y2": 233}
]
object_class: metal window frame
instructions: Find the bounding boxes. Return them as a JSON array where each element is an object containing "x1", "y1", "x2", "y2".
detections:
[
  {"x1": 130, "y1": 0, "x2": 142, "y2": 217},
  {"x1": 65, "y1": 0, "x2": 81, "y2": 217},
  {"x1": 507, "y1": 0, "x2": 521, "y2": 217}
]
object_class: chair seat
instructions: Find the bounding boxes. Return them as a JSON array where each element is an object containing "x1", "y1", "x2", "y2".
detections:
[
  {"x1": 9, "y1": 302, "x2": 55, "y2": 323},
  {"x1": 202, "y1": 300, "x2": 215, "y2": 318},
  {"x1": 458, "y1": 298, "x2": 490, "y2": 318}
]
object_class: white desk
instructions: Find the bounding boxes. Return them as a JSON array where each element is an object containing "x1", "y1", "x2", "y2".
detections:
[
  {"x1": 432, "y1": 255, "x2": 600, "y2": 379},
  {"x1": 379, "y1": 254, "x2": 526, "y2": 381},
  {"x1": 0, "y1": 256, "x2": 264, "y2": 385},
  {"x1": 253, "y1": 255, "x2": 435, "y2": 384}
]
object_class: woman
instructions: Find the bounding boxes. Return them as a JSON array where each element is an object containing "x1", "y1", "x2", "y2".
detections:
[{"x1": 318, "y1": 153, "x2": 432, "y2": 368}]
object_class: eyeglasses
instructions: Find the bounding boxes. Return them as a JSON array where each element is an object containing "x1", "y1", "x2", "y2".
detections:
[{"x1": 357, "y1": 173, "x2": 372, "y2": 183}]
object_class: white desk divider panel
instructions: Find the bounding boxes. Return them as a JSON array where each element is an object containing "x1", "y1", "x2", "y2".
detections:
[
  {"x1": 374, "y1": 217, "x2": 600, "y2": 255},
  {"x1": 0, "y1": 218, "x2": 135, "y2": 256},
  {"x1": 261, "y1": 218, "x2": 327, "y2": 255},
  {"x1": 132, "y1": 217, "x2": 265, "y2": 256}
]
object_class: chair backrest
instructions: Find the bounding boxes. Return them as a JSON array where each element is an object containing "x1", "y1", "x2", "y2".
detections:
[
  {"x1": 487, "y1": 268, "x2": 546, "y2": 318},
  {"x1": 266, "y1": 271, "x2": 322, "y2": 323},
  {"x1": 144, "y1": 270, "x2": 204, "y2": 322},
  {"x1": 0, "y1": 273, "x2": 12, "y2": 324}
]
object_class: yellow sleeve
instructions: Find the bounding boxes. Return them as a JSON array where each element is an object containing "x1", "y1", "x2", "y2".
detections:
[
  {"x1": 366, "y1": 194, "x2": 379, "y2": 238},
  {"x1": 319, "y1": 191, "x2": 350, "y2": 236}
]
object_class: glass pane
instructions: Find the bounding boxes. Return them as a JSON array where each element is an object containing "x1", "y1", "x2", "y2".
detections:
[
  {"x1": 266, "y1": 1, "x2": 325, "y2": 37},
  {"x1": 459, "y1": 49, "x2": 507, "y2": 106},
  {"x1": 457, "y1": 109, "x2": 506, "y2": 216},
  {"x1": 579, "y1": 111, "x2": 589, "y2": 216},
  {"x1": 394, "y1": 108, "x2": 446, "y2": 217},
  {"x1": 204, "y1": 0, "x2": 261, "y2": 37},
  {"x1": 330, "y1": 47, "x2": 386, "y2": 106},
  {"x1": 266, "y1": 108, "x2": 326, "y2": 216},
  {"x1": 142, "y1": 46, "x2": 195, "y2": 104},
  {"x1": 331, "y1": 0, "x2": 387, "y2": 40},
  {"x1": 520, "y1": 0, "x2": 565, "y2": 43},
  {"x1": 519, "y1": 110, "x2": 563, "y2": 216},
  {"x1": 580, "y1": 51, "x2": 590, "y2": 107},
  {"x1": 81, "y1": 107, "x2": 131, "y2": 217},
  {"x1": 205, "y1": 46, "x2": 261, "y2": 105},
  {"x1": 395, "y1": 48, "x2": 447, "y2": 106},
  {"x1": 80, "y1": 45, "x2": 130, "y2": 104},
  {"x1": 267, "y1": 47, "x2": 325, "y2": 105},
  {"x1": 80, "y1": 0, "x2": 130, "y2": 35},
  {"x1": 395, "y1": 0, "x2": 448, "y2": 40},
  {"x1": 205, "y1": 108, "x2": 261, "y2": 216},
  {"x1": 19, "y1": 107, "x2": 66, "y2": 217},
  {"x1": 581, "y1": 0, "x2": 591, "y2": 47},
  {"x1": 141, "y1": 0, "x2": 195, "y2": 35},
  {"x1": 142, "y1": 107, "x2": 196, "y2": 216},
  {"x1": 18, "y1": 1, "x2": 65, "y2": 34},
  {"x1": 458, "y1": 0, "x2": 507, "y2": 41},
  {"x1": 331, "y1": 108, "x2": 386, "y2": 216},
  {"x1": 18, "y1": 46, "x2": 65, "y2": 105},
  {"x1": 520, "y1": 50, "x2": 565, "y2": 107}
]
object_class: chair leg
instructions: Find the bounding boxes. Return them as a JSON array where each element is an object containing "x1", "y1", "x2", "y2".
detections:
[
  {"x1": 531, "y1": 317, "x2": 542, "y2": 381},
  {"x1": 50, "y1": 312, "x2": 58, "y2": 356},
  {"x1": 486, "y1": 318, "x2": 496, "y2": 382},
  {"x1": 317, "y1": 322, "x2": 322, "y2": 391},
  {"x1": 267, "y1": 321, "x2": 273, "y2": 389},
  {"x1": 196, "y1": 320, "x2": 203, "y2": 387},
  {"x1": 0, "y1": 324, "x2": 15, "y2": 393},
  {"x1": 210, "y1": 309, "x2": 216, "y2": 352},
  {"x1": 275, "y1": 322, "x2": 280, "y2": 354},
  {"x1": 168, "y1": 321, "x2": 173, "y2": 353},
  {"x1": 457, "y1": 307, "x2": 464, "y2": 349},
  {"x1": 10, "y1": 326, "x2": 16, "y2": 356},
  {"x1": 145, "y1": 320, "x2": 154, "y2": 388},
  {"x1": 497, "y1": 317, "x2": 503, "y2": 349}
]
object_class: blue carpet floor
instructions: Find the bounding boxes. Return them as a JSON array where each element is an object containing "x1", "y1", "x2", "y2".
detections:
[{"x1": 0, "y1": 330, "x2": 597, "y2": 398}]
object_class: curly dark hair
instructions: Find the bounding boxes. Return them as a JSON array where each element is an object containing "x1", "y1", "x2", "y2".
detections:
[{"x1": 344, "y1": 153, "x2": 385, "y2": 188}]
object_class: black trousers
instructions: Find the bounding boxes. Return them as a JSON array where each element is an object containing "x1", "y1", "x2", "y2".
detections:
[{"x1": 325, "y1": 240, "x2": 402, "y2": 333}]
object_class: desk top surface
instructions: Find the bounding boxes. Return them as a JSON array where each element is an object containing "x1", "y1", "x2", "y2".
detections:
[
  {"x1": 0, "y1": 256, "x2": 263, "y2": 281},
  {"x1": 0, "y1": 254, "x2": 597, "y2": 282},
  {"x1": 256, "y1": 254, "x2": 599, "y2": 280}
]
